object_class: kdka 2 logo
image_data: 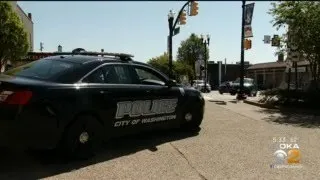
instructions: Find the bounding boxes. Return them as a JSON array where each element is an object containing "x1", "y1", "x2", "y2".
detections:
[{"x1": 271, "y1": 137, "x2": 302, "y2": 168}]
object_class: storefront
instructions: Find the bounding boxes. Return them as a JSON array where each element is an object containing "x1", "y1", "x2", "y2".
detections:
[{"x1": 246, "y1": 60, "x2": 310, "y2": 90}]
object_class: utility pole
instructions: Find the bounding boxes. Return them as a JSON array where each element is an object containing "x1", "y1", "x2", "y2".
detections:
[
  {"x1": 168, "y1": 14, "x2": 174, "y2": 78},
  {"x1": 200, "y1": 34, "x2": 210, "y2": 92},
  {"x1": 40, "y1": 42, "x2": 44, "y2": 52},
  {"x1": 224, "y1": 58, "x2": 227, "y2": 79}
]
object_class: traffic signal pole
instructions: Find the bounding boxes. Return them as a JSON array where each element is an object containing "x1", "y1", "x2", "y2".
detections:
[
  {"x1": 237, "y1": 0, "x2": 246, "y2": 100},
  {"x1": 168, "y1": 17, "x2": 174, "y2": 79},
  {"x1": 168, "y1": 0, "x2": 193, "y2": 79}
]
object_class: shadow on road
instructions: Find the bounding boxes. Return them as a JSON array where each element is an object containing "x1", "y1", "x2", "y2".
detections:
[
  {"x1": 228, "y1": 100, "x2": 238, "y2": 104},
  {"x1": 256, "y1": 108, "x2": 320, "y2": 128},
  {"x1": 0, "y1": 128, "x2": 200, "y2": 179},
  {"x1": 215, "y1": 101, "x2": 227, "y2": 105}
]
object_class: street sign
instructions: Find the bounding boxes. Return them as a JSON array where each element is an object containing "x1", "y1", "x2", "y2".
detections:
[
  {"x1": 173, "y1": 27, "x2": 180, "y2": 36},
  {"x1": 263, "y1": 35, "x2": 271, "y2": 44}
]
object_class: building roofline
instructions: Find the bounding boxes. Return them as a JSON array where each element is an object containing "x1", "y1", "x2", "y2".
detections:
[
  {"x1": 16, "y1": 4, "x2": 33, "y2": 24},
  {"x1": 247, "y1": 60, "x2": 310, "y2": 70}
]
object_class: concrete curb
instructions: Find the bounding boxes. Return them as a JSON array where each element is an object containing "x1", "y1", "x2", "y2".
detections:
[
  {"x1": 243, "y1": 100, "x2": 277, "y2": 109},
  {"x1": 243, "y1": 99, "x2": 320, "y2": 115},
  {"x1": 208, "y1": 100, "x2": 226, "y2": 103},
  {"x1": 202, "y1": 96, "x2": 226, "y2": 103}
]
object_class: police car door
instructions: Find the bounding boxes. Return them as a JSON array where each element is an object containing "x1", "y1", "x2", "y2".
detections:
[
  {"x1": 129, "y1": 65, "x2": 183, "y2": 131},
  {"x1": 103, "y1": 64, "x2": 148, "y2": 136},
  {"x1": 82, "y1": 64, "x2": 144, "y2": 137}
]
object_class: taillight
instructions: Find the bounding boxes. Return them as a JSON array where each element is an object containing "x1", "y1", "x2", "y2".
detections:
[{"x1": 0, "y1": 90, "x2": 33, "y2": 105}]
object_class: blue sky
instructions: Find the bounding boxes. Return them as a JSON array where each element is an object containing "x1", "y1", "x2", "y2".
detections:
[{"x1": 18, "y1": 1, "x2": 285, "y2": 64}]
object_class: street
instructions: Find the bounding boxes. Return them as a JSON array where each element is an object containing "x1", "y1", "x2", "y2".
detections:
[{"x1": 0, "y1": 92, "x2": 320, "y2": 179}]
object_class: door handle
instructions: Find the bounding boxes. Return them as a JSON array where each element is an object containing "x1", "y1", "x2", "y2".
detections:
[
  {"x1": 100, "y1": 90, "x2": 110, "y2": 94},
  {"x1": 145, "y1": 90, "x2": 154, "y2": 94}
]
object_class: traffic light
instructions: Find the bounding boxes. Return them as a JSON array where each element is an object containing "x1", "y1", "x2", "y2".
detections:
[
  {"x1": 271, "y1": 35, "x2": 280, "y2": 47},
  {"x1": 247, "y1": 39, "x2": 252, "y2": 49},
  {"x1": 190, "y1": 1, "x2": 199, "y2": 16},
  {"x1": 278, "y1": 53, "x2": 284, "y2": 62},
  {"x1": 244, "y1": 39, "x2": 252, "y2": 50},
  {"x1": 179, "y1": 10, "x2": 187, "y2": 25}
]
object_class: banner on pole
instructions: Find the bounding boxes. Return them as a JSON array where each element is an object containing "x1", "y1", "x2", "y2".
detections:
[
  {"x1": 244, "y1": 3, "x2": 255, "y2": 26},
  {"x1": 244, "y1": 3, "x2": 255, "y2": 38},
  {"x1": 244, "y1": 25, "x2": 253, "y2": 38}
]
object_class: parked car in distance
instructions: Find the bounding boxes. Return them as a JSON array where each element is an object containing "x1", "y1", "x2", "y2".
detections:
[
  {"x1": 192, "y1": 80, "x2": 211, "y2": 93},
  {"x1": 218, "y1": 81, "x2": 233, "y2": 94},
  {"x1": 229, "y1": 77, "x2": 258, "y2": 96}
]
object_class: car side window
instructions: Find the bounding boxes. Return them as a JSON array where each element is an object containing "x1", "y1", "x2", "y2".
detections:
[
  {"x1": 102, "y1": 65, "x2": 133, "y2": 84},
  {"x1": 133, "y1": 66, "x2": 166, "y2": 85},
  {"x1": 82, "y1": 68, "x2": 105, "y2": 83}
]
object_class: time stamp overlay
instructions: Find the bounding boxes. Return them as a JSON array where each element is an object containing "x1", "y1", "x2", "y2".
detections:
[{"x1": 270, "y1": 136, "x2": 303, "y2": 169}]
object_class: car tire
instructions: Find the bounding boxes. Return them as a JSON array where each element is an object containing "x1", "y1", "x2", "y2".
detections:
[
  {"x1": 249, "y1": 90, "x2": 257, "y2": 97},
  {"x1": 59, "y1": 115, "x2": 103, "y2": 160},
  {"x1": 219, "y1": 91, "x2": 223, "y2": 95},
  {"x1": 181, "y1": 104, "x2": 203, "y2": 131}
]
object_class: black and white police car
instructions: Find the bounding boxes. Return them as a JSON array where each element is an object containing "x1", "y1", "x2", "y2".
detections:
[{"x1": 0, "y1": 51, "x2": 205, "y2": 159}]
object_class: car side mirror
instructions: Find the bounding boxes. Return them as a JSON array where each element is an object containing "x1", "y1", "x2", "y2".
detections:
[{"x1": 166, "y1": 79, "x2": 176, "y2": 87}]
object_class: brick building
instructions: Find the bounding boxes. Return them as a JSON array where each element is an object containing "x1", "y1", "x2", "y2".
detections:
[
  {"x1": 246, "y1": 60, "x2": 310, "y2": 90},
  {"x1": 207, "y1": 61, "x2": 251, "y2": 89}
]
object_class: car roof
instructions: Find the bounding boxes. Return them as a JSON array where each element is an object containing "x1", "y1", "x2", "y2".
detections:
[
  {"x1": 42, "y1": 55, "x2": 160, "y2": 72},
  {"x1": 43, "y1": 55, "x2": 122, "y2": 64}
]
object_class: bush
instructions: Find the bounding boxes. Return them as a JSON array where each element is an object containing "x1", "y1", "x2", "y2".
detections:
[{"x1": 260, "y1": 87, "x2": 320, "y2": 109}]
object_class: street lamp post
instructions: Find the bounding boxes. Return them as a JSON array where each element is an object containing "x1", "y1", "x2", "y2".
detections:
[
  {"x1": 167, "y1": 1, "x2": 193, "y2": 79},
  {"x1": 200, "y1": 34, "x2": 210, "y2": 92},
  {"x1": 237, "y1": 0, "x2": 246, "y2": 100},
  {"x1": 168, "y1": 10, "x2": 175, "y2": 79}
]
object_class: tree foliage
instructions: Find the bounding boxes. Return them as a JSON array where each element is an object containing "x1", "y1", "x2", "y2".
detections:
[
  {"x1": 147, "y1": 52, "x2": 193, "y2": 82},
  {"x1": 269, "y1": 1, "x2": 320, "y2": 85},
  {"x1": 0, "y1": 1, "x2": 29, "y2": 71},
  {"x1": 148, "y1": 52, "x2": 170, "y2": 76},
  {"x1": 176, "y1": 33, "x2": 209, "y2": 78}
]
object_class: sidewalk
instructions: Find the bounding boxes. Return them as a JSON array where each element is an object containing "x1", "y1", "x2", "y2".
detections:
[{"x1": 244, "y1": 95, "x2": 320, "y2": 116}]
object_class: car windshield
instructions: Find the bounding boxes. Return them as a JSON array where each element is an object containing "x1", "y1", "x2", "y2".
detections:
[
  {"x1": 234, "y1": 78, "x2": 253, "y2": 84},
  {"x1": 4, "y1": 59, "x2": 78, "y2": 80}
]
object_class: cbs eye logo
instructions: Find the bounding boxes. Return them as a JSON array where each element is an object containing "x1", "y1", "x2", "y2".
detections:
[{"x1": 274, "y1": 149, "x2": 301, "y2": 164}]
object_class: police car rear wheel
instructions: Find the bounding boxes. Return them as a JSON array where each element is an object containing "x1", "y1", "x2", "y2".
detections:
[{"x1": 60, "y1": 116, "x2": 103, "y2": 160}]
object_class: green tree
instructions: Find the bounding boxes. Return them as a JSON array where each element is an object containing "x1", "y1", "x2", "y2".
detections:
[
  {"x1": 269, "y1": 1, "x2": 320, "y2": 88},
  {"x1": 147, "y1": 52, "x2": 193, "y2": 82},
  {"x1": 147, "y1": 52, "x2": 170, "y2": 75},
  {"x1": 0, "y1": 1, "x2": 29, "y2": 71},
  {"x1": 176, "y1": 33, "x2": 209, "y2": 79}
]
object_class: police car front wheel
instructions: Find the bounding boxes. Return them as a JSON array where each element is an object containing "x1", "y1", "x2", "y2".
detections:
[{"x1": 181, "y1": 106, "x2": 203, "y2": 130}]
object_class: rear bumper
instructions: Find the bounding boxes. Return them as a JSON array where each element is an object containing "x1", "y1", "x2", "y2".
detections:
[{"x1": 0, "y1": 106, "x2": 62, "y2": 150}]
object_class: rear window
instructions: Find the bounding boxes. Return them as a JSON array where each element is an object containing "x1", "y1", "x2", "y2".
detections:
[{"x1": 4, "y1": 59, "x2": 78, "y2": 80}]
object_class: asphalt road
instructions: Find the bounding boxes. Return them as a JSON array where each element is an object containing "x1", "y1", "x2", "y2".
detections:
[{"x1": 0, "y1": 93, "x2": 319, "y2": 179}]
